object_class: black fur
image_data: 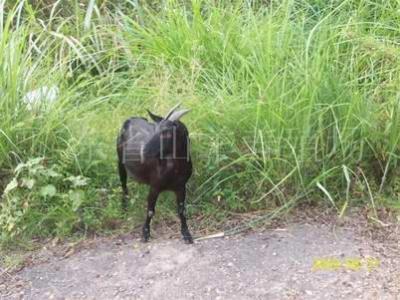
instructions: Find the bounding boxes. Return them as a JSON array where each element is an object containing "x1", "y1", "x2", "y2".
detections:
[{"x1": 116, "y1": 110, "x2": 193, "y2": 244}]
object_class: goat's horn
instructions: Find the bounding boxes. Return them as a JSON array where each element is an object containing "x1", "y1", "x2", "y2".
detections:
[
  {"x1": 168, "y1": 108, "x2": 191, "y2": 121},
  {"x1": 165, "y1": 102, "x2": 181, "y2": 120}
]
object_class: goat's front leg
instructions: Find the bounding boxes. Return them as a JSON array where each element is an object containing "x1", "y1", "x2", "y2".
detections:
[
  {"x1": 175, "y1": 187, "x2": 193, "y2": 244},
  {"x1": 142, "y1": 187, "x2": 159, "y2": 242}
]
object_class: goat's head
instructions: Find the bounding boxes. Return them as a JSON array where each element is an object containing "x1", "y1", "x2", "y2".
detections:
[{"x1": 144, "y1": 103, "x2": 190, "y2": 159}]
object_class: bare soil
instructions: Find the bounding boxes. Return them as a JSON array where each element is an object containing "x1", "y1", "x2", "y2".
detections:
[{"x1": 1, "y1": 209, "x2": 399, "y2": 299}]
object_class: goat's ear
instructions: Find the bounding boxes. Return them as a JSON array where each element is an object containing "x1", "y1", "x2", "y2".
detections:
[{"x1": 146, "y1": 109, "x2": 163, "y2": 122}]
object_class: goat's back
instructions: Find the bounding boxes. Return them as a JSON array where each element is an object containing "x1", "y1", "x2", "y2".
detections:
[{"x1": 117, "y1": 117, "x2": 154, "y2": 168}]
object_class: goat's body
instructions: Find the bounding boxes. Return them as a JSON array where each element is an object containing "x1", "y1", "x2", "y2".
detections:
[
  {"x1": 117, "y1": 117, "x2": 192, "y2": 189},
  {"x1": 130, "y1": 156, "x2": 192, "y2": 190},
  {"x1": 117, "y1": 110, "x2": 193, "y2": 243}
]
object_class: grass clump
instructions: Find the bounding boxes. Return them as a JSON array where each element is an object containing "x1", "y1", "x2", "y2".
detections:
[{"x1": 0, "y1": 0, "x2": 400, "y2": 244}]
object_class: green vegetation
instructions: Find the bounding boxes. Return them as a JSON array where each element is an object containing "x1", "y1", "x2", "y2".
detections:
[{"x1": 1, "y1": 0, "x2": 400, "y2": 245}]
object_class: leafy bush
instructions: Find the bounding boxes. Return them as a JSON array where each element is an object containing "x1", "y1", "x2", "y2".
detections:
[{"x1": 0, "y1": 157, "x2": 120, "y2": 240}]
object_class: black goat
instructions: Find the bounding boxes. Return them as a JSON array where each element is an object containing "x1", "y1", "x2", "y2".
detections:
[{"x1": 116, "y1": 104, "x2": 193, "y2": 243}]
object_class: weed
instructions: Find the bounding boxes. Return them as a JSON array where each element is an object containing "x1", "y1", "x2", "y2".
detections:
[{"x1": 1, "y1": 0, "x2": 400, "y2": 245}]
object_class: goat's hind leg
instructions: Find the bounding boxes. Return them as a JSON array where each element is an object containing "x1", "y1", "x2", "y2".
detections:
[
  {"x1": 142, "y1": 187, "x2": 159, "y2": 242},
  {"x1": 175, "y1": 187, "x2": 193, "y2": 244},
  {"x1": 117, "y1": 137, "x2": 129, "y2": 211},
  {"x1": 118, "y1": 158, "x2": 129, "y2": 211}
]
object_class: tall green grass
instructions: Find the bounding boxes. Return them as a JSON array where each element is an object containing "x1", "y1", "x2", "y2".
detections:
[{"x1": 1, "y1": 0, "x2": 400, "y2": 243}]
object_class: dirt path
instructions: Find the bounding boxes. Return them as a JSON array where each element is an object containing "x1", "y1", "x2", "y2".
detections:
[{"x1": 1, "y1": 216, "x2": 399, "y2": 299}]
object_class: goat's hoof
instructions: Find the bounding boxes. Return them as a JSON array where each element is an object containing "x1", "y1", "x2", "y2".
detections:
[
  {"x1": 183, "y1": 235, "x2": 193, "y2": 244},
  {"x1": 142, "y1": 228, "x2": 150, "y2": 243}
]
